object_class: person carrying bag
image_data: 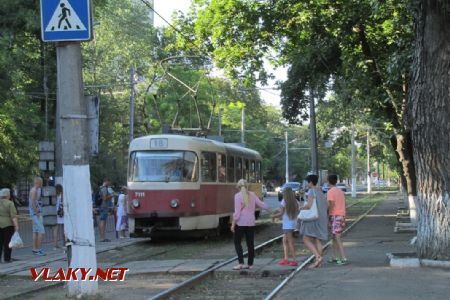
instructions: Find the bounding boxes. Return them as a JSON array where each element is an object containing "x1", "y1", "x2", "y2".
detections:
[
  {"x1": 298, "y1": 175, "x2": 328, "y2": 269},
  {"x1": 0, "y1": 188, "x2": 20, "y2": 262}
]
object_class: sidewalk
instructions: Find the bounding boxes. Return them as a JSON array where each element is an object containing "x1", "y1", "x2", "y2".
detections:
[
  {"x1": 0, "y1": 227, "x2": 150, "y2": 276},
  {"x1": 277, "y1": 195, "x2": 450, "y2": 300}
]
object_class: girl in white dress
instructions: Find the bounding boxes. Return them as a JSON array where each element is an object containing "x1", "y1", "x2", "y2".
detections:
[{"x1": 116, "y1": 187, "x2": 128, "y2": 238}]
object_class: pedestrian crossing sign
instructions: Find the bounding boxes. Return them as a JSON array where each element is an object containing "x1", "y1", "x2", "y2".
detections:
[{"x1": 40, "y1": 0, "x2": 92, "y2": 42}]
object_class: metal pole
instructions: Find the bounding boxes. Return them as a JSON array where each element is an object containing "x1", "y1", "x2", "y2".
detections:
[
  {"x1": 241, "y1": 108, "x2": 245, "y2": 144},
  {"x1": 351, "y1": 124, "x2": 357, "y2": 198},
  {"x1": 129, "y1": 67, "x2": 135, "y2": 142},
  {"x1": 43, "y1": 45, "x2": 49, "y2": 141},
  {"x1": 367, "y1": 130, "x2": 372, "y2": 194},
  {"x1": 57, "y1": 43, "x2": 98, "y2": 295},
  {"x1": 285, "y1": 131, "x2": 289, "y2": 183},
  {"x1": 218, "y1": 108, "x2": 223, "y2": 136},
  {"x1": 309, "y1": 88, "x2": 318, "y2": 174}
]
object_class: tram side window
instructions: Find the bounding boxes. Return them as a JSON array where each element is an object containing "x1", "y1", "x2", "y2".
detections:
[
  {"x1": 236, "y1": 157, "x2": 243, "y2": 181},
  {"x1": 243, "y1": 159, "x2": 249, "y2": 181},
  {"x1": 218, "y1": 153, "x2": 226, "y2": 182},
  {"x1": 201, "y1": 152, "x2": 217, "y2": 182},
  {"x1": 256, "y1": 161, "x2": 261, "y2": 183},
  {"x1": 250, "y1": 161, "x2": 256, "y2": 183},
  {"x1": 227, "y1": 156, "x2": 235, "y2": 183}
]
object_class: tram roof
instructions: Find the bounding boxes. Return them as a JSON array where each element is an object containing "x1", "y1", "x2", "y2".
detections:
[{"x1": 130, "y1": 134, "x2": 261, "y2": 159}]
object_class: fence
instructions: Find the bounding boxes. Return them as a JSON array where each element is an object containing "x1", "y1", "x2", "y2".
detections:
[{"x1": 17, "y1": 213, "x2": 116, "y2": 247}]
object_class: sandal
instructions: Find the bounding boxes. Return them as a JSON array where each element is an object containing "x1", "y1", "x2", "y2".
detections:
[
  {"x1": 277, "y1": 259, "x2": 290, "y2": 266},
  {"x1": 327, "y1": 257, "x2": 338, "y2": 263},
  {"x1": 336, "y1": 258, "x2": 348, "y2": 265},
  {"x1": 288, "y1": 260, "x2": 298, "y2": 267},
  {"x1": 307, "y1": 256, "x2": 323, "y2": 269},
  {"x1": 233, "y1": 264, "x2": 245, "y2": 270}
]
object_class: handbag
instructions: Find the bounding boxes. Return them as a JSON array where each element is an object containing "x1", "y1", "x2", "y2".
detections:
[{"x1": 297, "y1": 189, "x2": 319, "y2": 221}]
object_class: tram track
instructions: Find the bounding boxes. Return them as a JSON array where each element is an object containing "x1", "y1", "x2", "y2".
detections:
[
  {"x1": 148, "y1": 194, "x2": 382, "y2": 300},
  {"x1": 5, "y1": 194, "x2": 384, "y2": 300}
]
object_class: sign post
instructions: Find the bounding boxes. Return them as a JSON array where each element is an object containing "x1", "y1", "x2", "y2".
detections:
[{"x1": 40, "y1": 0, "x2": 97, "y2": 295}]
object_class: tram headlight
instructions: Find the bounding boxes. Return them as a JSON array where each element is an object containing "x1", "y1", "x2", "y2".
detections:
[
  {"x1": 169, "y1": 199, "x2": 180, "y2": 208},
  {"x1": 132, "y1": 199, "x2": 140, "y2": 208}
]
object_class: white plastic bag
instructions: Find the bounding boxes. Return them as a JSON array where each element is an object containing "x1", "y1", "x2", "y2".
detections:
[{"x1": 9, "y1": 232, "x2": 24, "y2": 249}]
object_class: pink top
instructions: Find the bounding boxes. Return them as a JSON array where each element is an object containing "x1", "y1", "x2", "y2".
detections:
[
  {"x1": 233, "y1": 191, "x2": 269, "y2": 226},
  {"x1": 327, "y1": 187, "x2": 346, "y2": 216}
]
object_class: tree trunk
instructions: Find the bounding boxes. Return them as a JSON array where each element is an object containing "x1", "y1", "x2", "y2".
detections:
[
  {"x1": 390, "y1": 133, "x2": 418, "y2": 225},
  {"x1": 408, "y1": 0, "x2": 450, "y2": 259}
]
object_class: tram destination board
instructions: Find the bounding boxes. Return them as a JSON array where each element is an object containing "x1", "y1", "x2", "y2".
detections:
[{"x1": 150, "y1": 138, "x2": 168, "y2": 149}]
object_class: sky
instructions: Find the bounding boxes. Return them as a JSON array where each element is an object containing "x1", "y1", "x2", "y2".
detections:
[{"x1": 152, "y1": 0, "x2": 286, "y2": 107}]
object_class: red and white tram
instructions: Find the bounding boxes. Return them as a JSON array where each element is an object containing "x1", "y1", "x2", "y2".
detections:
[{"x1": 127, "y1": 134, "x2": 263, "y2": 237}]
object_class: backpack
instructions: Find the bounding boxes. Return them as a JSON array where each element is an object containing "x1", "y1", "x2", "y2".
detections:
[{"x1": 94, "y1": 187, "x2": 103, "y2": 207}]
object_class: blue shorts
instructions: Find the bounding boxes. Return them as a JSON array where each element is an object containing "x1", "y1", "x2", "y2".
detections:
[
  {"x1": 99, "y1": 208, "x2": 110, "y2": 221},
  {"x1": 31, "y1": 215, "x2": 45, "y2": 234}
]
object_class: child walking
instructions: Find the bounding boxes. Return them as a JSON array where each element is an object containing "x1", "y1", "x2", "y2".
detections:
[
  {"x1": 327, "y1": 174, "x2": 347, "y2": 265},
  {"x1": 271, "y1": 187, "x2": 299, "y2": 266}
]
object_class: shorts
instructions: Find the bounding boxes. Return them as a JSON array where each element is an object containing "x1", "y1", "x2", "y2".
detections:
[
  {"x1": 99, "y1": 207, "x2": 110, "y2": 221},
  {"x1": 283, "y1": 229, "x2": 295, "y2": 234},
  {"x1": 329, "y1": 215, "x2": 346, "y2": 235},
  {"x1": 31, "y1": 215, "x2": 45, "y2": 234}
]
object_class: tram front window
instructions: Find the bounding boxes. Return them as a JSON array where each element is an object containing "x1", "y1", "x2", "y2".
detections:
[{"x1": 129, "y1": 151, "x2": 198, "y2": 182}]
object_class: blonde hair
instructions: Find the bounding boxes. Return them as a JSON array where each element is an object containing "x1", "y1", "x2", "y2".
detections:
[
  {"x1": 282, "y1": 187, "x2": 299, "y2": 220},
  {"x1": 236, "y1": 179, "x2": 250, "y2": 208},
  {"x1": 34, "y1": 177, "x2": 43, "y2": 185}
]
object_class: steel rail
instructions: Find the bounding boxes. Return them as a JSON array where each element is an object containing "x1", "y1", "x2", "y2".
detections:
[
  {"x1": 264, "y1": 201, "x2": 379, "y2": 300},
  {"x1": 148, "y1": 195, "x2": 374, "y2": 300},
  {"x1": 147, "y1": 232, "x2": 286, "y2": 300}
]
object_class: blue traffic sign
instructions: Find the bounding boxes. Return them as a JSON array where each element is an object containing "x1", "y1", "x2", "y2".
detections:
[{"x1": 40, "y1": 0, "x2": 92, "y2": 42}]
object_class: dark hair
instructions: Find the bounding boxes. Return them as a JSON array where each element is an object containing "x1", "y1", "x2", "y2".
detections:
[
  {"x1": 55, "y1": 184, "x2": 63, "y2": 195},
  {"x1": 305, "y1": 174, "x2": 318, "y2": 185},
  {"x1": 328, "y1": 174, "x2": 338, "y2": 185}
]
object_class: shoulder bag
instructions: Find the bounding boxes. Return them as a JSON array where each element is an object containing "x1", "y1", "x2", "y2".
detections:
[{"x1": 297, "y1": 189, "x2": 319, "y2": 221}]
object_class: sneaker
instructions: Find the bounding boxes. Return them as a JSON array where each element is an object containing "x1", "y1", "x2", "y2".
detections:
[
  {"x1": 32, "y1": 250, "x2": 46, "y2": 256},
  {"x1": 277, "y1": 259, "x2": 290, "y2": 266},
  {"x1": 288, "y1": 261, "x2": 298, "y2": 267},
  {"x1": 327, "y1": 257, "x2": 338, "y2": 263},
  {"x1": 335, "y1": 258, "x2": 348, "y2": 265}
]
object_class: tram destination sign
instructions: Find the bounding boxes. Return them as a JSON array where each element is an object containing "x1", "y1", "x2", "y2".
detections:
[{"x1": 150, "y1": 138, "x2": 168, "y2": 149}]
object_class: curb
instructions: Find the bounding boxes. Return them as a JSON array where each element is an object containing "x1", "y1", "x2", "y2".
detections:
[{"x1": 387, "y1": 253, "x2": 450, "y2": 269}]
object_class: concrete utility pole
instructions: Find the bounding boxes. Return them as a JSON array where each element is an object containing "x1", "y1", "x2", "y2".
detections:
[
  {"x1": 367, "y1": 130, "x2": 372, "y2": 194},
  {"x1": 57, "y1": 43, "x2": 98, "y2": 294},
  {"x1": 241, "y1": 108, "x2": 245, "y2": 144},
  {"x1": 351, "y1": 124, "x2": 357, "y2": 198},
  {"x1": 309, "y1": 88, "x2": 318, "y2": 175},
  {"x1": 285, "y1": 131, "x2": 289, "y2": 183},
  {"x1": 129, "y1": 67, "x2": 135, "y2": 142}
]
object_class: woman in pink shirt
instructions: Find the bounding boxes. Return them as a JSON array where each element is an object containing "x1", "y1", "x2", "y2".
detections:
[{"x1": 231, "y1": 179, "x2": 270, "y2": 270}]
